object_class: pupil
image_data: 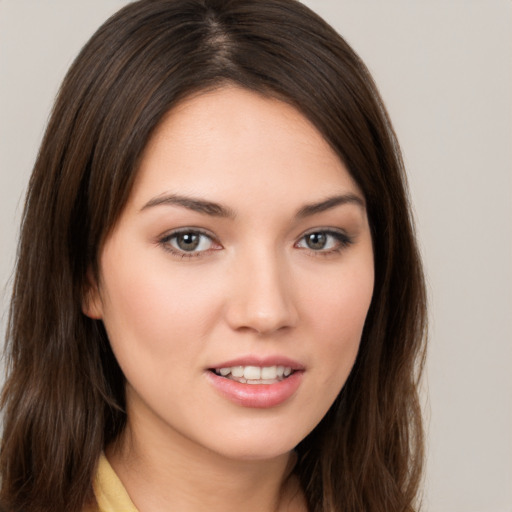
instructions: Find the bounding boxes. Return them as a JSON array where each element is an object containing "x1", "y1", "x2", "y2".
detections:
[
  {"x1": 307, "y1": 233, "x2": 326, "y2": 250},
  {"x1": 177, "y1": 233, "x2": 200, "y2": 251}
]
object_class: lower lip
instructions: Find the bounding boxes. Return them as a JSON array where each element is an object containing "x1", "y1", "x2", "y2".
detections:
[{"x1": 206, "y1": 371, "x2": 303, "y2": 408}]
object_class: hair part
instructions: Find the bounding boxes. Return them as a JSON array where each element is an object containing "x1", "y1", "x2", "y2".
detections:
[{"x1": 1, "y1": 1, "x2": 427, "y2": 511}]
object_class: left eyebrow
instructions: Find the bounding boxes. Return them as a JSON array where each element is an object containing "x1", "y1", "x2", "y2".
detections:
[
  {"x1": 295, "y1": 193, "x2": 366, "y2": 218},
  {"x1": 140, "y1": 193, "x2": 236, "y2": 218}
]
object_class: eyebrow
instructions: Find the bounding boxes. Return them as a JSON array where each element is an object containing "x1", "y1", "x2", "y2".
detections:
[
  {"x1": 141, "y1": 194, "x2": 236, "y2": 218},
  {"x1": 141, "y1": 192, "x2": 365, "y2": 219},
  {"x1": 296, "y1": 193, "x2": 366, "y2": 218}
]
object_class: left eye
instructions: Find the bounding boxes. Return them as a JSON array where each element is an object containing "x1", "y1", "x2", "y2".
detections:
[
  {"x1": 296, "y1": 231, "x2": 350, "y2": 252},
  {"x1": 164, "y1": 231, "x2": 215, "y2": 253}
]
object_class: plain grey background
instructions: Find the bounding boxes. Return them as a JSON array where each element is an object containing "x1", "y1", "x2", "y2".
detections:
[{"x1": 1, "y1": 1, "x2": 511, "y2": 511}]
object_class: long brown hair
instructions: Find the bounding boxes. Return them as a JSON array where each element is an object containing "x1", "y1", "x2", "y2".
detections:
[{"x1": 1, "y1": 1, "x2": 427, "y2": 511}]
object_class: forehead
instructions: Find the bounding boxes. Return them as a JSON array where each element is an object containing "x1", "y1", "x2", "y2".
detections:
[{"x1": 128, "y1": 86, "x2": 362, "y2": 211}]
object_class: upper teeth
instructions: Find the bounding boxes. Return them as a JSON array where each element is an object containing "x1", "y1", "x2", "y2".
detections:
[{"x1": 216, "y1": 365, "x2": 292, "y2": 380}]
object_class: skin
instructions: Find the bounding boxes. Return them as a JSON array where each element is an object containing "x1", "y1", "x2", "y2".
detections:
[{"x1": 84, "y1": 86, "x2": 374, "y2": 512}]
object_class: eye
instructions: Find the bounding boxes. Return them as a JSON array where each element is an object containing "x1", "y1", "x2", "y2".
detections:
[
  {"x1": 159, "y1": 229, "x2": 220, "y2": 257},
  {"x1": 296, "y1": 230, "x2": 353, "y2": 253}
]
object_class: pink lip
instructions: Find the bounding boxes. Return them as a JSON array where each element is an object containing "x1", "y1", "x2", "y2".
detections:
[
  {"x1": 206, "y1": 370, "x2": 303, "y2": 409},
  {"x1": 205, "y1": 355, "x2": 304, "y2": 409}
]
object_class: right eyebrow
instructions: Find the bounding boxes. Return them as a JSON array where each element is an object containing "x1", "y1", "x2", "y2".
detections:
[{"x1": 140, "y1": 193, "x2": 236, "y2": 218}]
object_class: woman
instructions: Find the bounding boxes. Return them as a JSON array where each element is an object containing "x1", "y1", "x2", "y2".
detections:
[{"x1": 0, "y1": 1, "x2": 427, "y2": 511}]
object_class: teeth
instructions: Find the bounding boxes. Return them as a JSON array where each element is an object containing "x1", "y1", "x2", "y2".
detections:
[
  {"x1": 261, "y1": 366, "x2": 277, "y2": 380},
  {"x1": 214, "y1": 365, "x2": 293, "y2": 382},
  {"x1": 244, "y1": 366, "x2": 261, "y2": 380},
  {"x1": 231, "y1": 366, "x2": 244, "y2": 377}
]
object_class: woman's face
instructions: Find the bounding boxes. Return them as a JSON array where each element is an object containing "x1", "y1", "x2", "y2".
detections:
[{"x1": 84, "y1": 86, "x2": 374, "y2": 461}]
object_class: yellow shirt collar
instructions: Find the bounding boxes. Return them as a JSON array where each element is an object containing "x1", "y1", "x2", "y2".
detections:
[{"x1": 93, "y1": 453, "x2": 139, "y2": 512}]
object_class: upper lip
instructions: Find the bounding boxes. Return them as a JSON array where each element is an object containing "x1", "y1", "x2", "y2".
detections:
[{"x1": 208, "y1": 355, "x2": 304, "y2": 371}]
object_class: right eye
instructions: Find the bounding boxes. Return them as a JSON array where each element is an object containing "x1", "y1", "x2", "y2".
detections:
[{"x1": 159, "y1": 229, "x2": 221, "y2": 257}]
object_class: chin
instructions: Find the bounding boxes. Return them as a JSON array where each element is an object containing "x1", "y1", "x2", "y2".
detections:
[{"x1": 190, "y1": 416, "x2": 314, "y2": 463}]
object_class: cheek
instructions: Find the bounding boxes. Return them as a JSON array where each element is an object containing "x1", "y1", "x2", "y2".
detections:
[
  {"x1": 308, "y1": 256, "x2": 374, "y2": 329},
  {"x1": 98, "y1": 250, "x2": 223, "y2": 365},
  {"x1": 305, "y1": 261, "x2": 374, "y2": 384},
  {"x1": 291, "y1": 270, "x2": 373, "y2": 440},
  {"x1": 97, "y1": 264, "x2": 213, "y2": 405}
]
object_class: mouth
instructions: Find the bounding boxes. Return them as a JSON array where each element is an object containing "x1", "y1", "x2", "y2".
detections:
[
  {"x1": 206, "y1": 361, "x2": 303, "y2": 408},
  {"x1": 209, "y1": 365, "x2": 295, "y2": 385}
]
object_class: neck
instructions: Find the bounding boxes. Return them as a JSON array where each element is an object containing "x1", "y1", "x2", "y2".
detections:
[{"x1": 106, "y1": 415, "x2": 305, "y2": 512}]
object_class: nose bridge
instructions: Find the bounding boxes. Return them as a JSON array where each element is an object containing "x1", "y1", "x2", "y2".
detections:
[{"x1": 225, "y1": 243, "x2": 298, "y2": 335}]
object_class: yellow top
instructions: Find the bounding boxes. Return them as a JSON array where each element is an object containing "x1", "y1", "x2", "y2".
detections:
[{"x1": 90, "y1": 453, "x2": 139, "y2": 512}]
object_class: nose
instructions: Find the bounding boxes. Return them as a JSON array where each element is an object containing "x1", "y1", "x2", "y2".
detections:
[{"x1": 224, "y1": 249, "x2": 299, "y2": 336}]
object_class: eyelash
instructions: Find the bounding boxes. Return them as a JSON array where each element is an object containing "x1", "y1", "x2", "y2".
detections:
[
  {"x1": 158, "y1": 228, "x2": 354, "y2": 259},
  {"x1": 158, "y1": 228, "x2": 220, "y2": 259},
  {"x1": 295, "y1": 229, "x2": 354, "y2": 255}
]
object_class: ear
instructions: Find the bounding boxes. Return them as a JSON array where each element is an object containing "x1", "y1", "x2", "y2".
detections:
[{"x1": 82, "y1": 269, "x2": 103, "y2": 319}]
